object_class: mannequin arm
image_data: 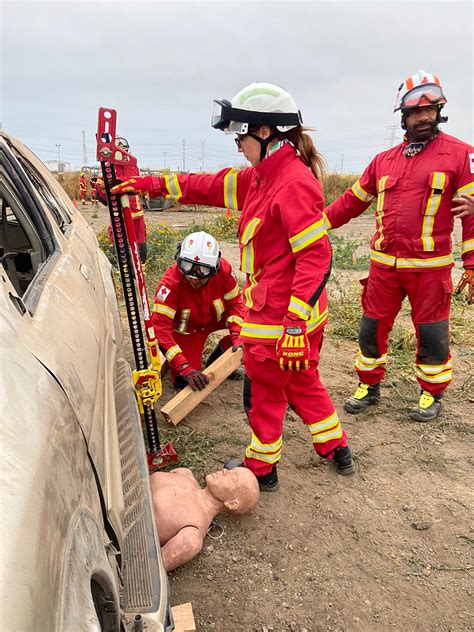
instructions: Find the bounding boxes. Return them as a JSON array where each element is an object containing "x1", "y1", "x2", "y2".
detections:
[{"x1": 161, "y1": 526, "x2": 203, "y2": 572}]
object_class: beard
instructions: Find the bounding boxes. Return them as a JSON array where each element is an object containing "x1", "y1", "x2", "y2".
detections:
[{"x1": 406, "y1": 118, "x2": 437, "y2": 142}]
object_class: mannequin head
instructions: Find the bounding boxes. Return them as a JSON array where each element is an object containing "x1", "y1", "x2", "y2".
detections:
[{"x1": 205, "y1": 467, "x2": 259, "y2": 515}]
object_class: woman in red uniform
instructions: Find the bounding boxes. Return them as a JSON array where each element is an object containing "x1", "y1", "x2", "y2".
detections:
[{"x1": 113, "y1": 82, "x2": 355, "y2": 490}]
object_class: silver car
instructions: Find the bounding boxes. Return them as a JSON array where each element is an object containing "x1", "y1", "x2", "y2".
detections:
[{"x1": 0, "y1": 132, "x2": 173, "y2": 631}]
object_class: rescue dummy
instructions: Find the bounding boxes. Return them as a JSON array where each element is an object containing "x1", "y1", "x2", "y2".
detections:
[
  {"x1": 150, "y1": 466, "x2": 259, "y2": 572},
  {"x1": 152, "y1": 231, "x2": 245, "y2": 391},
  {"x1": 324, "y1": 70, "x2": 474, "y2": 422},
  {"x1": 79, "y1": 172, "x2": 86, "y2": 206},
  {"x1": 112, "y1": 82, "x2": 355, "y2": 491}
]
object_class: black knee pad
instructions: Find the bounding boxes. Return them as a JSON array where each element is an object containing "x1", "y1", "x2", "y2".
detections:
[
  {"x1": 359, "y1": 315, "x2": 380, "y2": 358},
  {"x1": 139, "y1": 242, "x2": 148, "y2": 263},
  {"x1": 418, "y1": 320, "x2": 449, "y2": 364},
  {"x1": 243, "y1": 374, "x2": 252, "y2": 415}
]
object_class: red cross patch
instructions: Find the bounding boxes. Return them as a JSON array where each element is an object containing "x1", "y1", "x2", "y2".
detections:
[{"x1": 157, "y1": 284, "x2": 171, "y2": 302}]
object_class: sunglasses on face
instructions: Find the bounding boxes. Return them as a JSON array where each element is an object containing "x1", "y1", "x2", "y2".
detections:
[{"x1": 234, "y1": 134, "x2": 249, "y2": 149}]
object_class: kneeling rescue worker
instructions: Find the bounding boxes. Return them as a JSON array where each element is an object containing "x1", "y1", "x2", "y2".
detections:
[
  {"x1": 112, "y1": 82, "x2": 355, "y2": 491},
  {"x1": 324, "y1": 70, "x2": 474, "y2": 422},
  {"x1": 152, "y1": 231, "x2": 245, "y2": 391}
]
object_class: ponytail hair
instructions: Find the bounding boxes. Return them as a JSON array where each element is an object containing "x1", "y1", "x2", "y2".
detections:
[{"x1": 281, "y1": 127, "x2": 326, "y2": 181}]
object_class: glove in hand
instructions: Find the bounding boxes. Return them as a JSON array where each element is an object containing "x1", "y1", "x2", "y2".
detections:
[
  {"x1": 177, "y1": 363, "x2": 209, "y2": 391},
  {"x1": 110, "y1": 175, "x2": 159, "y2": 196},
  {"x1": 276, "y1": 317, "x2": 310, "y2": 371},
  {"x1": 456, "y1": 270, "x2": 473, "y2": 304}
]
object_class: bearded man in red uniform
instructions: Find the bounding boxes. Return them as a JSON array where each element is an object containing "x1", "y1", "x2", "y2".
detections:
[
  {"x1": 152, "y1": 231, "x2": 245, "y2": 391},
  {"x1": 324, "y1": 70, "x2": 474, "y2": 422}
]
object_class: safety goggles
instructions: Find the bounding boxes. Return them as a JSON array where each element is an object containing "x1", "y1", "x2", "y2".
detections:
[
  {"x1": 401, "y1": 84, "x2": 447, "y2": 110},
  {"x1": 211, "y1": 99, "x2": 302, "y2": 133},
  {"x1": 116, "y1": 137, "x2": 130, "y2": 150},
  {"x1": 178, "y1": 258, "x2": 214, "y2": 279}
]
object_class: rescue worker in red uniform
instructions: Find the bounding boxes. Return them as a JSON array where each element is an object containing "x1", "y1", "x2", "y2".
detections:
[
  {"x1": 97, "y1": 137, "x2": 148, "y2": 263},
  {"x1": 324, "y1": 71, "x2": 474, "y2": 422},
  {"x1": 152, "y1": 231, "x2": 244, "y2": 391},
  {"x1": 112, "y1": 82, "x2": 355, "y2": 491},
  {"x1": 79, "y1": 172, "x2": 87, "y2": 206},
  {"x1": 90, "y1": 173, "x2": 98, "y2": 206}
]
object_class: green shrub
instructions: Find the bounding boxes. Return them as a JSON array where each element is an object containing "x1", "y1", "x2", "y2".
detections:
[{"x1": 330, "y1": 235, "x2": 370, "y2": 270}]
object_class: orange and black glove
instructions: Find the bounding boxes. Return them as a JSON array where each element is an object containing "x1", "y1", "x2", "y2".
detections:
[
  {"x1": 456, "y1": 270, "x2": 473, "y2": 304},
  {"x1": 276, "y1": 317, "x2": 310, "y2": 371},
  {"x1": 111, "y1": 175, "x2": 161, "y2": 196},
  {"x1": 176, "y1": 362, "x2": 209, "y2": 391}
]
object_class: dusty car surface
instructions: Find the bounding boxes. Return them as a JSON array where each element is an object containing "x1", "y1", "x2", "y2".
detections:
[{"x1": 0, "y1": 132, "x2": 173, "y2": 631}]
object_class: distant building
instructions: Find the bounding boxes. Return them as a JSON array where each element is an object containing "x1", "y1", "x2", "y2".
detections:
[{"x1": 44, "y1": 160, "x2": 72, "y2": 173}]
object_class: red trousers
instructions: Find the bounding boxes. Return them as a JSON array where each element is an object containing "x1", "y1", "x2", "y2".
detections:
[
  {"x1": 169, "y1": 327, "x2": 232, "y2": 383},
  {"x1": 242, "y1": 330, "x2": 347, "y2": 477},
  {"x1": 355, "y1": 264, "x2": 453, "y2": 395}
]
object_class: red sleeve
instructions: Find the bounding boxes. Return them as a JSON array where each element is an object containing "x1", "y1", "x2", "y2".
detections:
[
  {"x1": 454, "y1": 144, "x2": 474, "y2": 269},
  {"x1": 220, "y1": 260, "x2": 245, "y2": 335},
  {"x1": 274, "y1": 178, "x2": 331, "y2": 320},
  {"x1": 147, "y1": 167, "x2": 253, "y2": 211},
  {"x1": 324, "y1": 159, "x2": 377, "y2": 230},
  {"x1": 151, "y1": 268, "x2": 187, "y2": 369}
]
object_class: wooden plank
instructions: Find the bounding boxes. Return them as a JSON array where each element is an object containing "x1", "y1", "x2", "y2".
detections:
[
  {"x1": 171, "y1": 602, "x2": 196, "y2": 632},
  {"x1": 160, "y1": 347, "x2": 243, "y2": 426}
]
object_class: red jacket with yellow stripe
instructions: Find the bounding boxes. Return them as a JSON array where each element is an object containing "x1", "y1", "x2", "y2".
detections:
[
  {"x1": 152, "y1": 258, "x2": 245, "y2": 369},
  {"x1": 324, "y1": 132, "x2": 474, "y2": 271},
  {"x1": 147, "y1": 143, "x2": 331, "y2": 345}
]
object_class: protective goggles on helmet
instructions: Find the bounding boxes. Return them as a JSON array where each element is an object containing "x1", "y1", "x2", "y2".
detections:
[
  {"x1": 116, "y1": 137, "x2": 130, "y2": 150},
  {"x1": 400, "y1": 84, "x2": 447, "y2": 111},
  {"x1": 177, "y1": 258, "x2": 216, "y2": 279},
  {"x1": 211, "y1": 99, "x2": 302, "y2": 133}
]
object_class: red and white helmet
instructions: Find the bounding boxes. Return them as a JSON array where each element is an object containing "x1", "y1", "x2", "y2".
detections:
[
  {"x1": 394, "y1": 70, "x2": 447, "y2": 112},
  {"x1": 176, "y1": 231, "x2": 221, "y2": 279}
]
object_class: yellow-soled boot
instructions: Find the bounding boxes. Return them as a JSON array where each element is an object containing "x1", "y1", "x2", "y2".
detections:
[{"x1": 408, "y1": 390, "x2": 442, "y2": 422}]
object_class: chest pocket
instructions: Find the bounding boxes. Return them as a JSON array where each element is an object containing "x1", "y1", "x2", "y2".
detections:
[
  {"x1": 420, "y1": 171, "x2": 448, "y2": 251},
  {"x1": 240, "y1": 217, "x2": 263, "y2": 274},
  {"x1": 373, "y1": 175, "x2": 398, "y2": 250}
]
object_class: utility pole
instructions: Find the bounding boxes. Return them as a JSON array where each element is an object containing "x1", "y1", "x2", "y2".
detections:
[
  {"x1": 340, "y1": 154, "x2": 344, "y2": 174},
  {"x1": 199, "y1": 141, "x2": 206, "y2": 172},
  {"x1": 163, "y1": 151, "x2": 167, "y2": 169},
  {"x1": 182, "y1": 138, "x2": 186, "y2": 172},
  {"x1": 82, "y1": 129, "x2": 88, "y2": 167},
  {"x1": 55, "y1": 143, "x2": 61, "y2": 166},
  {"x1": 386, "y1": 124, "x2": 399, "y2": 148}
]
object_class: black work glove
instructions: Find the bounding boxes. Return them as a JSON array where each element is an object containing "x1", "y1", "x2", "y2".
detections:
[{"x1": 177, "y1": 363, "x2": 209, "y2": 391}]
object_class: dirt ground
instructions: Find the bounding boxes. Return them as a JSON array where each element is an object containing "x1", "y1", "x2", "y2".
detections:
[{"x1": 82, "y1": 202, "x2": 473, "y2": 632}]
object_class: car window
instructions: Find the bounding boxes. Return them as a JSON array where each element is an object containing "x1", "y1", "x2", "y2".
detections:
[
  {"x1": 16, "y1": 153, "x2": 72, "y2": 234},
  {"x1": 0, "y1": 172, "x2": 50, "y2": 298}
]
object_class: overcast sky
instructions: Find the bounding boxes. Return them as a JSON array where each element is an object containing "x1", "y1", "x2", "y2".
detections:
[{"x1": 2, "y1": 0, "x2": 473, "y2": 173}]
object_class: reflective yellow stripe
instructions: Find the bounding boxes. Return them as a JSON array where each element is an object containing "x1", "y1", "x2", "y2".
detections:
[
  {"x1": 240, "y1": 307, "x2": 328, "y2": 339},
  {"x1": 354, "y1": 350, "x2": 387, "y2": 371},
  {"x1": 223, "y1": 168, "x2": 238, "y2": 210},
  {"x1": 420, "y1": 172, "x2": 446, "y2": 251},
  {"x1": 245, "y1": 432, "x2": 282, "y2": 463},
  {"x1": 164, "y1": 174, "x2": 182, "y2": 201},
  {"x1": 415, "y1": 368, "x2": 452, "y2": 384},
  {"x1": 165, "y1": 345, "x2": 182, "y2": 361},
  {"x1": 322, "y1": 212, "x2": 332, "y2": 230},
  {"x1": 307, "y1": 412, "x2": 343, "y2": 444},
  {"x1": 370, "y1": 251, "x2": 454, "y2": 269},
  {"x1": 417, "y1": 360, "x2": 452, "y2": 374},
  {"x1": 131, "y1": 209, "x2": 144, "y2": 218},
  {"x1": 454, "y1": 182, "x2": 474, "y2": 197},
  {"x1": 288, "y1": 295, "x2": 313, "y2": 320},
  {"x1": 223, "y1": 284, "x2": 240, "y2": 300},
  {"x1": 462, "y1": 239, "x2": 474, "y2": 255},
  {"x1": 374, "y1": 176, "x2": 389, "y2": 250},
  {"x1": 213, "y1": 298, "x2": 225, "y2": 321},
  {"x1": 226, "y1": 315, "x2": 243, "y2": 327},
  {"x1": 289, "y1": 219, "x2": 327, "y2": 253},
  {"x1": 244, "y1": 273, "x2": 259, "y2": 308},
  {"x1": 177, "y1": 308, "x2": 190, "y2": 333},
  {"x1": 241, "y1": 218, "x2": 262, "y2": 275},
  {"x1": 352, "y1": 179, "x2": 374, "y2": 203},
  {"x1": 153, "y1": 303, "x2": 176, "y2": 319}
]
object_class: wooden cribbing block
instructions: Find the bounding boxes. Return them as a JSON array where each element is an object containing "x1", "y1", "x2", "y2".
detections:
[
  {"x1": 171, "y1": 602, "x2": 196, "y2": 631},
  {"x1": 160, "y1": 347, "x2": 243, "y2": 425}
]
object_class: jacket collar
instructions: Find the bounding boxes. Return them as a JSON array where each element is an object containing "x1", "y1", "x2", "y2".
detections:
[{"x1": 253, "y1": 142, "x2": 296, "y2": 181}]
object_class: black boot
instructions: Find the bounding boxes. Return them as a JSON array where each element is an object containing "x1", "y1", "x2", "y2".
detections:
[
  {"x1": 333, "y1": 446, "x2": 355, "y2": 475},
  {"x1": 408, "y1": 391, "x2": 442, "y2": 422},
  {"x1": 224, "y1": 459, "x2": 279, "y2": 492},
  {"x1": 344, "y1": 383, "x2": 380, "y2": 414}
]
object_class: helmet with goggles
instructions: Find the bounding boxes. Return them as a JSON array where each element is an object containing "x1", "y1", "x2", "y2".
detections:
[
  {"x1": 394, "y1": 70, "x2": 447, "y2": 113},
  {"x1": 176, "y1": 231, "x2": 221, "y2": 279},
  {"x1": 116, "y1": 136, "x2": 130, "y2": 151},
  {"x1": 212, "y1": 82, "x2": 303, "y2": 134}
]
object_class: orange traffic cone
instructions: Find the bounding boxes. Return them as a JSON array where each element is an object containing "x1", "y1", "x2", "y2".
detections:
[{"x1": 226, "y1": 208, "x2": 231, "y2": 219}]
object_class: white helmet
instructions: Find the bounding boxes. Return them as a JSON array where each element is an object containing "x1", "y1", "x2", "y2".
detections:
[
  {"x1": 176, "y1": 231, "x2": 221, "y2": 279},
  {"x1": 116, "y1": 136, "x2": 130, "y2": 150},
  {"x1": 394, "y1": 70, "x2": 447, "y2": 112},
  {"x1": 212, "y1": 82, "x2": 303, "y2": 134}
]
